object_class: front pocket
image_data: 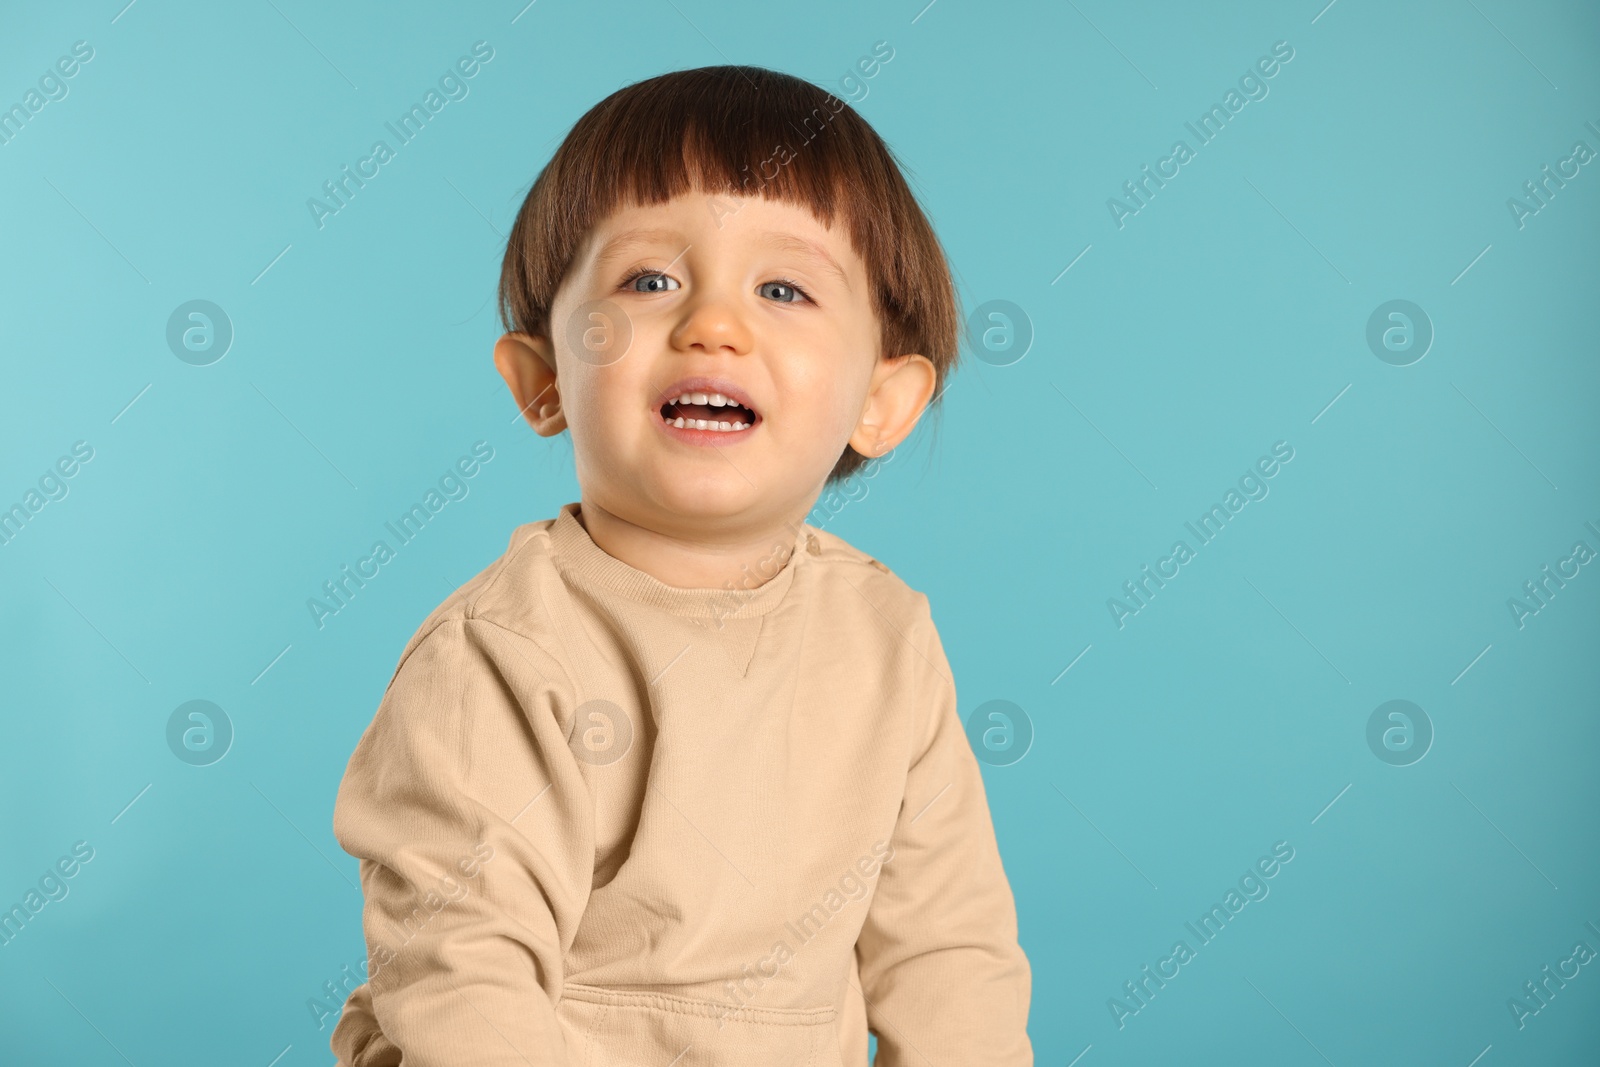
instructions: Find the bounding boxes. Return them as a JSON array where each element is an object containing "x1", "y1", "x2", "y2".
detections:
[{"x1": 558, "y1": 983, "x2": 842, "y2": 1067}]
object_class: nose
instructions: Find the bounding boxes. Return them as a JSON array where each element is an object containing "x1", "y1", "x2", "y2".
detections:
[{"x1": 668, "y1": 286, "x2": 754, "y2": 357}]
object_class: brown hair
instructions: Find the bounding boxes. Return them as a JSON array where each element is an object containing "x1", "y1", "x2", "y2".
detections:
[{"x1": 497, "y1": 64, "x2": 960, "y2": 487}]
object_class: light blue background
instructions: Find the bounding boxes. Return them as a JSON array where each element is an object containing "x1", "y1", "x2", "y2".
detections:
[{"x1": 2, "y1": 1, "x2": 1597, "y2": 1064}]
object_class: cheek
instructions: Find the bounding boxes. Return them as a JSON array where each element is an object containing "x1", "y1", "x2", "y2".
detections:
[
  {"x1": 569, "y1": 361, "x2": 653, "y2": 445},
  {"x1": 829, "y1": 380, "x2": 865, "y2": 435},
  {"x1": 549, "y1": 355, "x2": 600, "y2": 433},
  {"x1": 796, "y1": 318, "x2": 875, "y2": 410},
  {"x1": 823, "y1": 342, "x2": 882, "y2": 435},
  {"x1": 571, "y1": 386, "x2": 618, "y2": 442},
  {"x1": 779, "y1": 353, "x2": 858, "y2": 439}
]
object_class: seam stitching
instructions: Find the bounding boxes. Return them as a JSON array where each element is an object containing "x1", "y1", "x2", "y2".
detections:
[{"x1": 562, "y1": 983, "x2": 837, "y2": 1026}]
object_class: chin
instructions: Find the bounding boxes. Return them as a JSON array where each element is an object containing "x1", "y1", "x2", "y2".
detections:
[
  {"x1": 622, "y1": 462, "x2": 745, "y2": 510},
  {"x1": 655, "y1": 484, "x2": 754, "y2": 521}
]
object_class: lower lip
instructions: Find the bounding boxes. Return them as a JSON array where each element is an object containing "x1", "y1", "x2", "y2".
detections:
[{"x1": 653, "y1": 410, "x2": 760, "y2": 446}]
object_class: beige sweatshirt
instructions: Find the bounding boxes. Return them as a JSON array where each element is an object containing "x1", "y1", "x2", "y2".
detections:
[{"x1": 329, "y1": 501, "x2": 1032, "y2": 1066}]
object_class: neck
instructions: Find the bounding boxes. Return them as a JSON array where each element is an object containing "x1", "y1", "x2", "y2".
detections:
[{"x1": 574, "y1": 496, "x2": 806, "y2": 591}]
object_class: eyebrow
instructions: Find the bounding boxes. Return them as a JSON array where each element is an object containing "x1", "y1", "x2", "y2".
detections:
[
  {"x1": 592, "y1": 228, "x2": 690, "y2": 267},
  {"x1": 757, "y1": 232, "x2": 852, "y2": 292},
  {"x1": 592, "y1": 228, "x2": 852, "y2": 292}
]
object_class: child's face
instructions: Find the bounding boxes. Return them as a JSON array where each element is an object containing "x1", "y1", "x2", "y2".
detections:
[{"x1": 497, "y1": 191, "x2": 933, "y2": 534}]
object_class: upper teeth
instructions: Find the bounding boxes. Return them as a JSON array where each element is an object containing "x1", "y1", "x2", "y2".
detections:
[{"x1": 675, "y1": 391, "x2": 741, "y2": 408}]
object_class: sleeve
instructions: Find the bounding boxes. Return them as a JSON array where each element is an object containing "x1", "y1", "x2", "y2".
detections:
[
  {"x1": 853, "y1": 597, "x2": 1034, "y2": 1066},
  {"x1": 330, "y1": 617, "x2": 593, "y2": 1066}
]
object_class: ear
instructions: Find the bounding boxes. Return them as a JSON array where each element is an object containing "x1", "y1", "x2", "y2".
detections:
[
  {"x1": 494, "y1": 331, "x2": 567, "y2": 436},
  {"x1": 848, "y1": 353, "x2": 937, "y2": 458}
]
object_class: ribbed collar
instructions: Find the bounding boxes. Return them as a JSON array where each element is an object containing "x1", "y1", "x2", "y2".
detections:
[{"x1": 546, "y1": 501, "x2": 805, "y2": 620}]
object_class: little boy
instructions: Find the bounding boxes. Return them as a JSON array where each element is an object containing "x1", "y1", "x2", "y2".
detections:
[{"x1": 330, "y1": 64, "x2": 1032, "y2": 1066}]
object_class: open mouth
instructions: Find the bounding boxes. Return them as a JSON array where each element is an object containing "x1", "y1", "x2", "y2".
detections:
[{"x1": 658, "y1": 390, "x2": 759, "y2": 433}]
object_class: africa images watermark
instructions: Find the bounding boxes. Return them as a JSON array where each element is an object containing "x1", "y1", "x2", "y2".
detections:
[
  {"x1": 713, "y1": 839, "x2": 895, "y2": 1027},
  {"x1": 707, "y1": 40, "x2": 895, "y2": 228},
  {"x1": 1107, "y1": 440, "x2": 1295, "y2": 629},
  {"x1": 1505, "y1": 518, "x2": 1599, "y2": 630},
  {"x1": 1107, "y1": 40, "x2": 1296, "y2": 229},
  {"x1": 1, "y1": 439, "x2": 95, "y2": 549},
  {"x1": 1107, "y1": 840, "x2": 1296, "y2": 1029},
  {"x1": 1506, "y1": 118, "x2": 1600, "y2": 230},
  {"x1": 0, "y1": 840, "x2": 97, "y2": 949},
  {"x1": 1507, "y1": 919, "x2": 1599, "y2": 1031},
  {"x1": 307, "y1": 441, "x2": 495, "y2": 629},
  {"x1": 0, "y1": 39, "x2": 95, "y2": 148},
  {"x1": 307, "y1": 840, "x2": 497, "y2": 1029},
  {"x1": 306, "y1": 41, "x2": 495, "y2": 230},
  {"x1": 702, "y1": 446, "x2": 899, "y2": 631}
]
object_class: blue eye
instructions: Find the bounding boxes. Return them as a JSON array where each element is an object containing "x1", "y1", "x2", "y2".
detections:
[
  {"x1": 760, "y1": 279, "x2": 812, "y2": 304},
  {"x1": 618, "y1": 268, "x2": 813, "y2": 304},
  {"x1": 621, "y1": 269, "x2": 679, "y2": 293}
]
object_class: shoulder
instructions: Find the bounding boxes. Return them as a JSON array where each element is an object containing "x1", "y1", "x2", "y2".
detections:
[
  {"x1": 384, "y1": 517, "x2": 568, "y2": 690},
  {"x1": 800, "y1": 522, "x2": 933, "y2": 633},
  {"x1": 800, "y1": 525, "x2": 954, "y2": 747}
]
